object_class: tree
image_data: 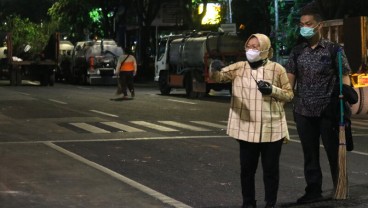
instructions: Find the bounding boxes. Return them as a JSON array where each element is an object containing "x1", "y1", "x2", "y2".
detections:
[
  {"x1": 48, "y1": 0, "x2": 126, "y2": 42},
  {"x1": 276, "y1": 0, "x2": 368, "y2": 55},
  {"x1": 0, "y1": 15, "x2": 56, "y2": 57},
  {"x1": 48, "y1": 0, "x2": 93, "y2": 42}
]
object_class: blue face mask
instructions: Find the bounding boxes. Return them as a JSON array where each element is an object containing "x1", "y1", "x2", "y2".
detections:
[{"x1": 300, "y1": 26, "x2": 316, "y2": 39}]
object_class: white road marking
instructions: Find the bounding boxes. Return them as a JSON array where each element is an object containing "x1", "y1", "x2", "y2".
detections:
[
  {"x1": 26, "y1": 81, "x2": 39, "y2": 85},
  {"x1": 90, "y1": 110, "x2": 118, "y2": 118},
  {"x1": 101, "y1": 122, "x2": 145, "y2": 132},
  {"x1": 130, "y1": 121, "x2": 178, "y2": 132},
  {"x1": 351, "y1": 120, "x2": 368, "y2": 125},
  {"x1": 351, "y1": 120, "x2": 368, "y2": 129},
  {"x1": 77, "y1": 87, "x2": 91, "y2": 90},
  {"x1": 43, "y1": 141, "x2": 192, "y2": 208},
  {"x1": 1, "y1": 135, "x2": 367, "y2": 157},
  {"x1": 167, "y1": 99, "x2": 196, "y2": 105},
  {"x1": 70, "y1": 123, "x2": 110, "y2": 133},
  {"x1": 190, "y1": 121, "x2": 226, "y2": 129},
  {"x1": 158, "y1": 121, "x2": 209, "y2": 131},
  {"x1": 289, "y1": 138, "x2": 368, "y2": 156},
  {"x1": 18, "y1": 92, "x2": 31, "y2": 96},
  {"x1": 48, "y1": 99, "x2": 67, "y2": 105}
]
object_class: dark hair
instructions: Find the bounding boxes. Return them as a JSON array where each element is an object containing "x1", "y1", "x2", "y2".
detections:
[
  {"x1": 300, "y1": 2, "x2": 323, "y2": 22},
  {"x1": 124, "y1": 47, "x2": 132, "y2": 54}
]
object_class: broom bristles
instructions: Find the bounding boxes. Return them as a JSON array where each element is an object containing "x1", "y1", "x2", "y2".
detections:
[{"x1": 334, "y1": 125, "x2": 348, "y2": 200}]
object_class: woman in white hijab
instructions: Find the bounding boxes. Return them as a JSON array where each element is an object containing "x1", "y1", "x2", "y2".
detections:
[{"x1": 210, "y1": 33, "x2": 293, "y2": 208}]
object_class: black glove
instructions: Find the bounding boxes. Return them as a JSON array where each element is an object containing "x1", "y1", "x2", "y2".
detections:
[
  {"x1": 342, "y1": 84, "x2": 358, "y2": 104},
  {"x1": 257, "y1": 80, "x2": 272, "y2": 95},
  {"x1": 210, "y1": 59, "x2": 225, "y2": 72}
]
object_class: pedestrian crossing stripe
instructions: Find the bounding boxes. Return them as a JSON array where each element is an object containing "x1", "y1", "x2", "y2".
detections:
[
  {"x1": 158, "y1": 121, "x2": 209, "y2": 131},
  {"x1": 63, "y1": 120, "x2": 308, "y2": 134},
  {"x1": 130, "y1": 121, "x2": 178, "y2": 132},
  {"x1": 69, "y1": 123, "x2": 110, "y2": 133},
  {"x1": 101, "y1": 122, "x2": 145, "y2": 132},
  {"x1": 190, "y1": 121, "x2": 227, "y2": 129}
]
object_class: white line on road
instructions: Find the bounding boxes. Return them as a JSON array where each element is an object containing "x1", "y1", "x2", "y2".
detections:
[
  {"x1": 48, "y1": 99, "x2": 67, "y2": 105},
  {"x1": 167, "y1": 99, "x2": 196, "y2": 105},
  {"x1": 190, "y1": 121, "x2": 227, "y2": 129},
  {"x1": 289, "y1": 138, "x2": 368, "y2": 156},
  {"x1": 1, "y1": 135, "x2": 367, "y2": 157},
  {"x1": 130, "y1": 121, "x2": 178, "y2": 132},
  {"x1": 43, "y1": 141, "x2": 192, "y2": 208},
  {"x1": 26, "y1": 81, "x2": 39, "y2": 85},
  {"x1": 90, "y1": 110, "x2": 119, "y2": 118},
  {"x1": 77, "y1": 87, "x2": 91, "y2": 90},
  {"x1": 158, "y1": 121, "x2": 209, "y2": 131},
  {"x1": 18, "y1": 92, "x2": 31, "y2": 96},
  {"x1": 70, "y1": 123, "x2": 110, "y2": 133},
  {"x1": 101, "y1": 122, "x2": 145, "y2": 132}
]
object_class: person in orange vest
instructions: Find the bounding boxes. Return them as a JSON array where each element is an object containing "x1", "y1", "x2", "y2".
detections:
[{"x1": 115, "y1": 48, "x2": 137, "y2": 99}]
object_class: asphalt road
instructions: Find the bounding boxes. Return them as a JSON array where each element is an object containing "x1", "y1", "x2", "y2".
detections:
[{"x1": 0, "y1": 81, "x2": 367, "y2": 208}]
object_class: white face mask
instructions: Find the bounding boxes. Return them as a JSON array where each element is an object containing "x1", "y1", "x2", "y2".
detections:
[{"x1": 246, "y1": 49, "x2": 262, "y2": 63}]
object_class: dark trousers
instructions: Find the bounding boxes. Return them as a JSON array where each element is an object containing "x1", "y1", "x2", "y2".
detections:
[
  {"x1": 239, "y1": 139, "x2": 283, "y2": 206},
  {"x1": 293, "y1": 112, "x2": 339, "y2": 194},
  {"x1": 119, "y1": 71, "x2": 134, "y2": 96}
]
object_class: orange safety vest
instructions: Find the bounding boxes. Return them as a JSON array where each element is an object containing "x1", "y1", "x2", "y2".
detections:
[{"x1": 120, "y1": 60, "x2": 135, "y2": 71}]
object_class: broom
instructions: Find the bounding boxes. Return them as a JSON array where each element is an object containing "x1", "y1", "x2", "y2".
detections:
[
  {"x1": 334, "y1": 48, "x2": 348, "y2": 199},
  {"x1": 115, "y1": 75, "x2": 123, "y2": 95}
]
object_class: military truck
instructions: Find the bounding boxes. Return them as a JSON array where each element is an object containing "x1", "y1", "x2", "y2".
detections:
[{"x1": 154, "y1": 31, "x2": 244, "y2": 98}]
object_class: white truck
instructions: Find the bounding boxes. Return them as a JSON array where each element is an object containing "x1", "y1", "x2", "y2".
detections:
[
  {"x1": 154, "y1": 31, "x2": 244, "y2": 98},
  {"x1": 69, "y1": 39, "x2": 124, "y2": 85}
]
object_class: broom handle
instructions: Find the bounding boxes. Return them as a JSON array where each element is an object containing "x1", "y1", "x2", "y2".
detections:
[{"x1": 338, "y1": 49, "x2": 344, "y2": 125}]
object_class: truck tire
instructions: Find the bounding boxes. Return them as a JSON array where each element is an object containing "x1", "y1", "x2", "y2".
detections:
[
  {"x1": 159, "y1": 72, "x2": 171, "y2": 95},
  {"x1": 10, "y1": 67, "x2": 16, "y2": 86},
  {"x1": 185, "y1": 73, "x2": 198, "y2": 98},
  {"x1": 40, "y1": 74, "x2": 48, "y2": 86},
  {"x1": 358, "y1": 87, "x2": 368, "y2": 114},
  {"x1": 49, "y1": 73, "x2": 55, "y2": 86},
  {"x1": 350, "y1": 87, "x2": 360, "y2": 114}
]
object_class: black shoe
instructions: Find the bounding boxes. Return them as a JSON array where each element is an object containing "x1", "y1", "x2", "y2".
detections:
[
  {"x1": 265, "y1": 202, "x2": 275, "y2": 208},
  {"x1": 131, "y1": 90, "x2": 135, "y2": 97},
  {"x1": 297, "y1": 192, "x2": 323, "y2": 204},
  {"x1": 242, "y1": 204, "x2": 256, "y2": 208},
  {"x1": 242, "y1": 200, "x2": 257, "y2": 208}
]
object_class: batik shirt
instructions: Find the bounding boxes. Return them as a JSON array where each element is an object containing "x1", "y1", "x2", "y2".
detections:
[{"x1": 285, "y1": 39, "x2": 351, "y2": 117}]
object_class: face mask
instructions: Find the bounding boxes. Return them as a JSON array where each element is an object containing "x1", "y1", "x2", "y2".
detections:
[
  {"x1": 300, "y1": 25, "x2": 318, "y2": 39},
  {"x1": 246, "y1": 49, "x2": 262, "y2": 63}
]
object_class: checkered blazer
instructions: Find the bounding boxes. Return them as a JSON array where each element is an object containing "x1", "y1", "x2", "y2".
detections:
[{"x1": 211, "y1": 60, "x2": 294, "y2": 143}]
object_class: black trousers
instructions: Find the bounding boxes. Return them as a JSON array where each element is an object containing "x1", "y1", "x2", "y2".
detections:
[
  {"x1": 239, "y1": 139, "x2": 283, "y2": 205},
  {"x1": 119, "y1": 71, "x2": 134, "y2": 96},
  {"x1": 293, "y1": 112, "x2": 339, "y2": 194}
]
